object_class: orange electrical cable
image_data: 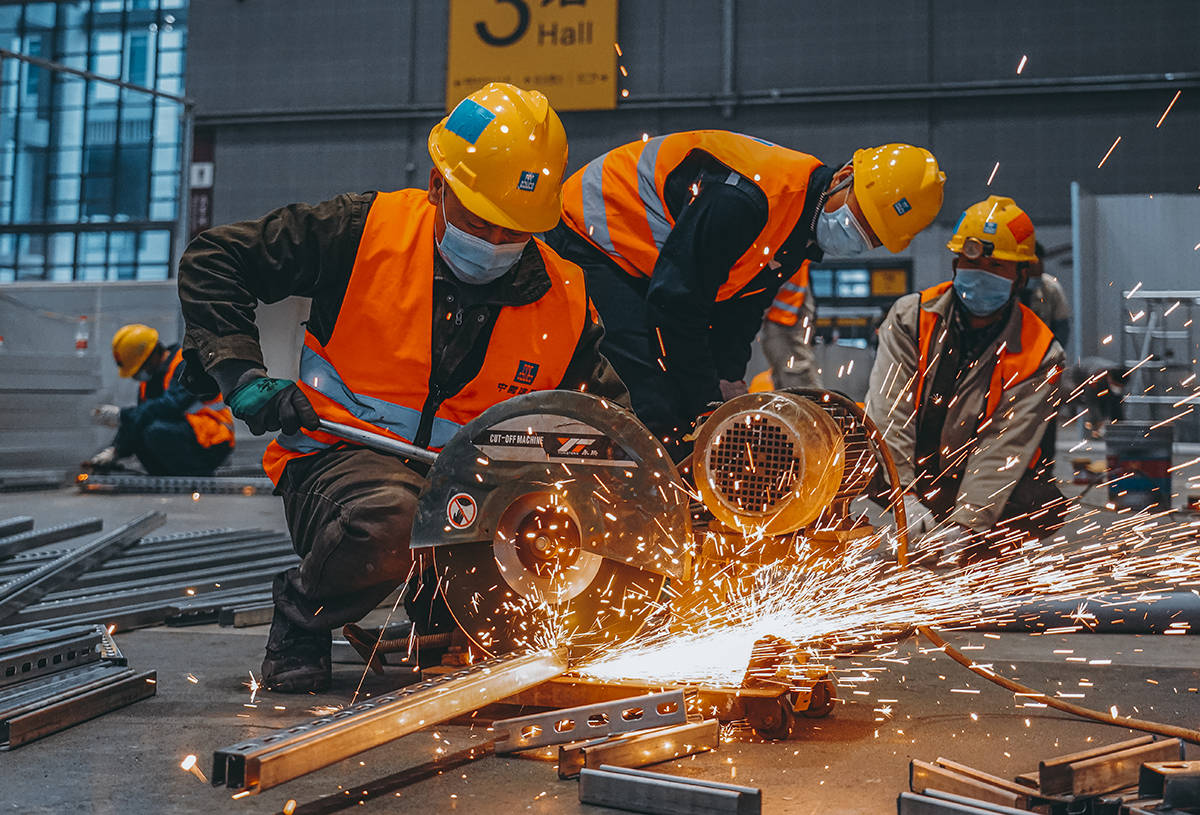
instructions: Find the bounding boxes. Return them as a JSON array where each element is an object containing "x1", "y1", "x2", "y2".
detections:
[{"x1": 919, "y1": 625, "x2": 1200, "y2": 744}]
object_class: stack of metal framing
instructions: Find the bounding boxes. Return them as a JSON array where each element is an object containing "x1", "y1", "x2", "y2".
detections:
[
  {"x1": 0, "y1": 514, "x2": 294, "y2": 635},
  {"x1": 0, "y1": 624, "x2": 156, "y2": 749}
]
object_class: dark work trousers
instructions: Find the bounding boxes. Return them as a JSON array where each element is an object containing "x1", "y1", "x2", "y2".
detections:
[
  {"x1": 127, "y1": 420, "x2": 231, "y2": 476},
  {"x1": 273, "y1": 446, "x2": 425, "y2": 634},
  {"x1": 542, "y1": 225, "x2": 684, "y2": 442}
]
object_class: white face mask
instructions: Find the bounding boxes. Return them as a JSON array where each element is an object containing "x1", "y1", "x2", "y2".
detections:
[
  {"x1": 436, "y1": 204, "x2": 528, "y2": 285},
  {"x1": 816, "y1": 202, "x2": 873, "y2": 257}
]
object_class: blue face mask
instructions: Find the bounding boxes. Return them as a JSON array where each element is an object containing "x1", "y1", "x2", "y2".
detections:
[
  {"x1": 953, "y1": 266, "x2": 1015, "y2": 316},
  {"x1": 815, "y1": 201, "x2": 873, "y2": 257},
  {"x1": 436, "y1": 205, "x2": 528, "y2": 285}
]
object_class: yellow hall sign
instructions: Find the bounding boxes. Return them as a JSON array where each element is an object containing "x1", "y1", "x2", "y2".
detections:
[{"x1": 447, "y1": 0, "x2": 619, "y2": 112}]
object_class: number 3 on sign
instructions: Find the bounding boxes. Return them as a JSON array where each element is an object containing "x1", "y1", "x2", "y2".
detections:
[{"x1": 446, "y1": 0, "x2": 619, "y2": 112}]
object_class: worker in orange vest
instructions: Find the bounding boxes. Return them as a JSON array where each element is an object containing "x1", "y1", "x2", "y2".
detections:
[
  {"x1": 865, "y1": 196, "x2": 1066, "y2": 566},
  {"x1": 86, "y1": 323, "x2": 234, "y2": 476},
  {"x1": 543, "y1": 132, "x2": 945, "y2": 452},
  {"x1": 177, "y1": 84, "x2": 626, "y2": 693},
  {"x1": 760, "y1": 260, "x2": 821, "y2": 389}
]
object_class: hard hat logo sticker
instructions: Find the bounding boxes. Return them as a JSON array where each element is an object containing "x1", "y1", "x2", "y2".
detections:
[
  {"x1": 447, "y1": 492, "x2": 478, "y2": 529},
  {"x1": 517, "y1": 170, "x2": 539, "y2": 192},
  {"x1": 892, "y1": 197, "x2": 911, "y2": 216}
]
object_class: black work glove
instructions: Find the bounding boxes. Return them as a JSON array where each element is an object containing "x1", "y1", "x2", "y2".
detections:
[{"x1": 226, "y1": 377, "x2": 320, "y2": 436}]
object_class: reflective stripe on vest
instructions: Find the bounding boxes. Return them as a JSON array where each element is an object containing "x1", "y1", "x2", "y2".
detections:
[
  {"x1": 562, "y1": 131, "x2": 823, "y2": 301},
  {"x1": 915, "y1": 281, "x2": 1055, "y2": 423},
  {"x1": 262, "y1": 188, "x2": 588, "y2": 484},
  {"x1": 140, "y1": 348, "x2": 235, "y2": 449},
  {"x1": 765, "y1": 261, "x2": 811, "y2": 326}
]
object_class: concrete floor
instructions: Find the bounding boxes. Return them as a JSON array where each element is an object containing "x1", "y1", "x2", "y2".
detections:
[{"x1": 1, "y1": 486, "x2": 1198, "y2": 814}]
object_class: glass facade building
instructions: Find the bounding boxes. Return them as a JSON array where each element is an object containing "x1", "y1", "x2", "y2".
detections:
[{"x1": 0, "y1": 0, "x2": 187, "y2": 282}]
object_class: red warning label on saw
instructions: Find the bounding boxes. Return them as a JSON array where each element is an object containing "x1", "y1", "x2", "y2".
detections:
[{"x1": 446, "y1": 492, "x2": 478, "y2": 529}]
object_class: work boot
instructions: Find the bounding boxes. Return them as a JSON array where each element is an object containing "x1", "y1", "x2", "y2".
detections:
[{"x1": 261, "y1": 608, "x2": 332, "y2": 694}]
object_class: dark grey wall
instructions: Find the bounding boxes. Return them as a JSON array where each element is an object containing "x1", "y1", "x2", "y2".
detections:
[
  {"x1": 185, "y1": 0, "x2": 1200, "y2": 365},
  {"x1": 187, "y1": 0, "x2": 1200, "y2": 224}
]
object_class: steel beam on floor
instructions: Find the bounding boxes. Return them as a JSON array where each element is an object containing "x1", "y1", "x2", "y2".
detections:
[
  {"x1": 62, "y1": 541, "x2": 290, "y2": 590},
  {"x1": 578, "y1": 765, "x2": 762, "y2": 815},
  {"x1": 0, "y1": 517, "x2": 34, "y2": 538},
  {"x1": 0, "y1": 512, "x2": 165, "y2": 623},
  {"x1": 212, "y1": 648, "x2": 570, "y2": 794},
  {"x1": 6, "y1": 560, "x2": 291, "y2": 625},
  {"x1": 0, "y1": 471, "x2": 65, "y2": 492},
  {"x1": 0, "y1": 518, "x2": 104, "y2": 560},
  {"x1": 218, "y1": 601, "x2": 275, "y2": 628},
  {"x1": 0, "y1": 529, "x2": 274, "y2": 577},
  {"x1": 0, "y1": 626, "x2": 102, "y2": 690},
  {"x1": 42, "y1": 550, "x2": 294, "y2": 597},
  {"x1": 76, "y1": 473, "x2": 273, "y2": 495},
  {"x1": 165, "y1": 590, "x2": 273, "y2": 626},
  {"x1": 1, "y1": 667, "x2": 157, "y2": 749}
]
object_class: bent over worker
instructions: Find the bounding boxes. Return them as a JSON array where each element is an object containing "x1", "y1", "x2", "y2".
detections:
[
  {"x1": 542, "y1": 131, "x2": 945, "y2": 450},
  {"x1": 177, "y1": 84, "x2": 626, "y2": 693},
  {"x1": 865, "y1": 196, "x2": 1066, "y2": 565},
  {"x1": 86, "y1": 324, "x2": 234, "y2": 476}
]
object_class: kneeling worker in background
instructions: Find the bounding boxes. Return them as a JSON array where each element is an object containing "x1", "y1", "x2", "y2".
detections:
[
  {"x1": 86, "y1": 323, "x2": 234, "y2": 476},
  {"x1": 865, "y1": 196, "x2": 1066, "y2": 565}
]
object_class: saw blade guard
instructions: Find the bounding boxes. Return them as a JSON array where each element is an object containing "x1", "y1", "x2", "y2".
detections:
[
  {"x1": 693, "y1": 391, "x2": 846, "y2": 536},
  {"x1": 411, "y1": 390, "x2": 690, "y2": 577},
  {"x1": 410, "y1": 391, "x2": 691, "y2": 656}
]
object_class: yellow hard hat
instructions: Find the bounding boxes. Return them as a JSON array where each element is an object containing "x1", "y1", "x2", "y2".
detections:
[
  {"x1": 112, "y1": 323, "x2": 159, "y2": 378},
  {"x1": 852, "y1": 144, "x2": 946, "y2": 253},
  {"x1": 946, "y1": 195, "x2": 1037, "y2": 263},
  {"x1": 428, "y1": 83, "x2": 568, "y2": 234}
]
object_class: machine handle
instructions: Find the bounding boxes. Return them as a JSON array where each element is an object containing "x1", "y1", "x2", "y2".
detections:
[{"x1": 316, "y1": 419, "x2": 440, "y2": 465}]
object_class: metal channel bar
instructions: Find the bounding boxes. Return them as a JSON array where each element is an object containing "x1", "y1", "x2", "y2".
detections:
[
  {"x1": 75, "y1": 537, "x2": 292, "y2": 576},
  {"x1": 97, "y1": 532, "x2": 288, "y2": 568},
  {"x1": 44, "y1": 549, "x2": 294, "y2": 596},
  {"x1": 579, "y1": 765, "x2": 762, "y2": 814},
  {"x1": 2, "y1": 669, "x2": 157, "y2": 749},
  {"x1": 0, "y1": 662, "x2": 129, "y2": 719},
  {"x1": 218, "y1": 601, "x2": 275, "y2": 628},
  {"x1": 0, "y1": 530, "x2": 270, "y2": 580},
  {"x1": 165, "y1": 590, "x2": 273, "y2": 626},
  {"x1": 212, "y1": 648, "x2": 569, "y2": 794},
  {"x1": 8, "y1": 560, "x2": 292, "y2": 624},
  {"x1": 0, "y1": 518, "x2": 34, "y2": 538},
  {"x1": 0, "y1": 512, "x2": 166, "y2": 623},
  {"x1": 0, "y1": 585, "x2": 282, "y2": 636},
  {"x1": 76, "y1": 473, "x2": 274, "y2": 495},
  {"x1": 492, "y1": 690, "x2": 687, "y2": 754},
  {"x1": 0, "y1": 628, "x2": 102, "y2": 690},
  {"x1": 64, "y1": 541, "x2": 292, "y2": 589},
  {"x1": 0, "y1": 518, "x2": 104, "y2": 559}
]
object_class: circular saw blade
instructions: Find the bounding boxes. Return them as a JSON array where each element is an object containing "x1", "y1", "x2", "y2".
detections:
[
  {"x1": 412, "y1": 391, "x2": 689, "y2": 658},
  {"x1": 434, "y1": 540, "x2": 666, "y2": 656}
]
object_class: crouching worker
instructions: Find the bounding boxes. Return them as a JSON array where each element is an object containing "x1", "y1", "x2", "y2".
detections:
[
  {"x1": 865, "y1": 196, "x2": 1067, "y2": 566},
  {"x1": 86, "y1": 323, "x2": 234, "y2": 475},
  {"x1": 176, "y1": 84, "x2": 626, "y2": 693}
]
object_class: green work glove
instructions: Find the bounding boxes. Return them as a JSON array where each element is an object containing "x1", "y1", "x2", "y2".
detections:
[{"x1": 227, "y1": 377, "x2": 319, "y2": 436}]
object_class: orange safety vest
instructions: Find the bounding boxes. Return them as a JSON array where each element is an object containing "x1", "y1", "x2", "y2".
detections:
[
  {"x1": 561, "y1": 131, "x2": 823, "y2": 301},
  {"x1": 262, "y1": 189, "x2": 588, "y2": 484},
  {"x1": 765, "y1": 260, "x2": 811, "y2": 326},
  {"x1": 142, "y1": 348, "x2": 235, "y2": 449},
  {"x1": 915, "y1": 281, "x2": 1055, "y2": 424}
]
